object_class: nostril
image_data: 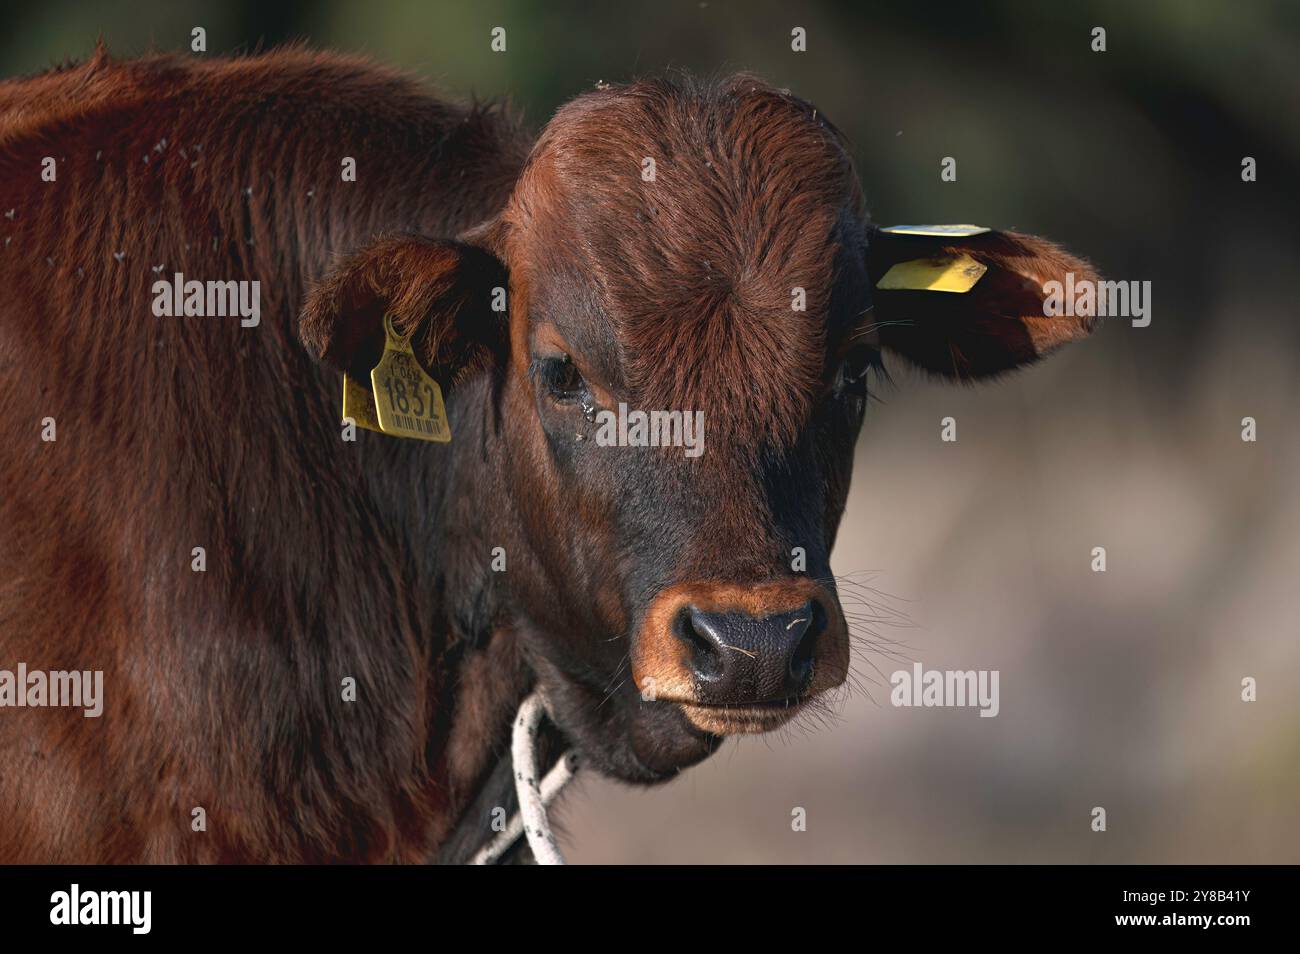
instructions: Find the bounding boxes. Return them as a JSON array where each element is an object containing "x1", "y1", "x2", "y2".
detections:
[
  {"x1": 675, "y1": 607, "x2": 724, "y2": 682},
  {"x1": 787, "y1": 601, "x2": 824, "y2": 689}
]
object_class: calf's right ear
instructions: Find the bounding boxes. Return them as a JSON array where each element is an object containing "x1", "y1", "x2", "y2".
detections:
[{"x1": 298, "y1": 236, "x2": 509, "y2": 388}]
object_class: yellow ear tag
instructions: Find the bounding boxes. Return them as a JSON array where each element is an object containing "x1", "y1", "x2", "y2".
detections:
[
  {"x1": 369, "y1": 314, "x2": 451, "y2": 443},
  {"x1": 342, "y1": 373, "x2": 384, "y2": 434},
  {"x1": 879, "y1": 224, "x2": 991, "y2": 237},
  {"x1": 877, "y1": 254, "x2": 988, "y2": 293}
]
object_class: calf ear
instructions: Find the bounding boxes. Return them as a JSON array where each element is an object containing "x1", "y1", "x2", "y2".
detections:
[
  {"x1": 866, "y1": 226, "x2": 1099, "y2": 380},
  {"x1": 299, "y1": 236, "x2": 508, "y2": 388}
]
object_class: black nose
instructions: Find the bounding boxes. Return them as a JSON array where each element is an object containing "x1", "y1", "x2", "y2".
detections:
[{"x1": 676, "y1": 601, "x2": 823, "y2": 705}]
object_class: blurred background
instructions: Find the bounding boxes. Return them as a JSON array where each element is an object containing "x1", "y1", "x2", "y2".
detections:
[{"x1": 6, "y1": 0, "x2": 1296, "y2": 862}]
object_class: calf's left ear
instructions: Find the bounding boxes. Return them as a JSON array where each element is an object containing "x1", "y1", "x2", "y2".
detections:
[
  {"x1": 866, "y1": 226, "x2": 1100, "y2": 380},
  {"x1": 299, "y1": 236, "x2": 508, "y2": 388}
]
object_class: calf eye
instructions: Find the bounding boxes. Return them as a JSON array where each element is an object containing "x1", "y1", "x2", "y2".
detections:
[
  {"x1": 835, "y1": 345, "x2": 881, "y2": 397},
  {"x1": 534, "y1": 354, "x2": 589, "y2": 404}
]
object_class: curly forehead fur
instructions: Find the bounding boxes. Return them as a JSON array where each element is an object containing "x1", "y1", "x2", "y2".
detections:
[{"x1": 504, "y1": 73, "x2": 869, "y2": 449}]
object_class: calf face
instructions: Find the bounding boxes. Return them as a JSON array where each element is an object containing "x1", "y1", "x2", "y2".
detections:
[{"x1": 301, "y1": 75, "x2": 1097, "y2": 784}]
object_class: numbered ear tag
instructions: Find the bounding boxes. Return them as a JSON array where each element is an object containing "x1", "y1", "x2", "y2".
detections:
[
  {"x1": 369, "y1": 314, "x2": 451, "y2": 443},
  {"x1": 877, "y1": 254, "x2": 987, "y2": 293},
  {"x1": 342, "y1": 373, "x2": 384, "y2": 434},
  {"x1": 879, "y1": 224, "x2": 991, "y2": 237}
]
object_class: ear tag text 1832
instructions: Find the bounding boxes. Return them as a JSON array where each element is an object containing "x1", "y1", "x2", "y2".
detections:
[
  {"x1": 877, "y1": 254, "x2": 988, "y2": 293},
  {"x1": 369, "y1": 314, "x2": 451, "y2": 443}
]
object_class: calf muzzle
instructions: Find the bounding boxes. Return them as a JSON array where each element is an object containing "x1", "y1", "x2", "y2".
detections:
[{"x1": 632, "y1": 579, "x2": 848, "y2": 722}]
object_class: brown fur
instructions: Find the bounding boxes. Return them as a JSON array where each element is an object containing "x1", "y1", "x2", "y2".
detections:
[
  {"x1": 0, "y1": 46, "x2": 529, "y2": 862},
  {"x1": 501, "y1": 75, "x2": 866, "y2": 450}
]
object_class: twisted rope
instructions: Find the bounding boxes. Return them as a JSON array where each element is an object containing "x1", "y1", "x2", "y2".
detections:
[{"x1": 470, "y1": 691, "x2": 578, "y2": 865}]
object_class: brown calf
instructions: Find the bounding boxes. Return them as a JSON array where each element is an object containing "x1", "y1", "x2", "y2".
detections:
[{"x1": 0, "y1": 47, "x2": 1096, "y2": 862}]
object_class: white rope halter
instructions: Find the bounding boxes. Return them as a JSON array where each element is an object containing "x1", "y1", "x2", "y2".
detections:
[{"x1": 470, "y1": 691, "x2": 578, "y2": 865}]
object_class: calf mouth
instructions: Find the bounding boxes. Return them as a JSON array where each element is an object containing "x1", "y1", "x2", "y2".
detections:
[{"x1": 676, "y1": 695, "x2": 810, "y2": 735}]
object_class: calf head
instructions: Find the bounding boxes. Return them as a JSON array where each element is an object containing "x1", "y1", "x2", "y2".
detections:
[{"x1": 300, "y1": 75, "x2": 1098, "y2": 784}]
